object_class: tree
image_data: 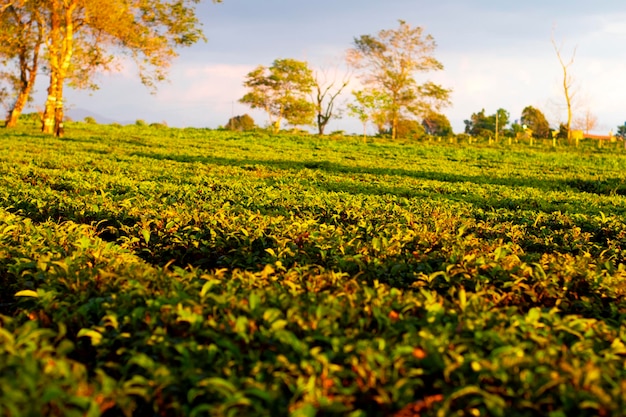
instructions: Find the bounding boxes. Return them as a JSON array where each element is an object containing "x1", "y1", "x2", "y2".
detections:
[
  {"x1": 0, "y1": 82, "x2": 8, "y2": 113},
  {"x1": 493, "y1": 108, "x2": 510, "y2": 141},
  {"x1": 347, "y1": 90, "x2": 374, "y2": 141},
  {"x1": 573, "y1": 107, "x2": 598, "y2": 134},
  {"x1": 347, "y1": 89, "x2": 390, "y2": 141},
  {"x1": 347, "y1": 20, "x2": 451, "y2": 139},
  {"x1": 464, "y1": 109, "x2": 490, "y2": 138},
  {"x1": 225, "y1": 114, "x2": 255, "y2": 131},
  {"x1": 555, "y1": 123, "x2": 569, "y2": 139},
  {"x1": 312, "y1": 67, "x2": 350, "y2": 135},
  {"x1": 552, "y1": 34, "x2": 577, "y2": 141},
  {"x1": 240, "y1": 58, "x2": 316, "y2": 134},
  {"x1": 383, "y1": 118, "x2": 424, "y2": 139},
  {"x1": 422, "y1": 111, "x2": 452, "y2": 137},
  {"x1": 507, "y1": 121, "x2": 525, "y2": 137},
  {"x1": 0, "y1": 1, "x2": 44, "y2": 127},
  {"x1": 616, "y1": 123, "x2": 626, "y2": 140},
  {"x1": 464, "y1": 108, "x2": 508, "y2": 139},
  {"x1": 521, "y1": 106, "x2": 550, "y2": 138},
  {"x1": 4, "y1": 0, "x2": 215, "y2": 137}
]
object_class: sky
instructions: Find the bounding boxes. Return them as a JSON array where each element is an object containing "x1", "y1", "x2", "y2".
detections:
[{"x1": 34, "y1": 0, "x2": 626, "y2": 134}]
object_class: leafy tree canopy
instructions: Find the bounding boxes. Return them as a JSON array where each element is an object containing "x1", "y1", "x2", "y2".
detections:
[
  {"x1": 240, "y1": 58, "x2": 316, "y2": 134},
  {"x1": 422, "y1": 112, "x2": 453, "y2": 137},
  {"x1": 521, "y1": 106, "x2": 551, "y2": 138},
  {"x1": 464, "y1": 108, "x2": 509, "y2": 138},
  {"x1": 347, "y1": 20, "x2": 451, "y2": 139},
  {"x1": 1, "y1": 0, "x2": 216, "y2": 136},
  {"x1": 381, "y1": 118, "x2": 424, "y2": 139},
  {"x1": 616, "y1": 124, "x2": 626, "y2": 139},
  {"x1": 225, "y1": 114, "x2": 256, "y2": 132},
  {"x1": 0, "y1": 2, "x2": 44, "y2": 127}
]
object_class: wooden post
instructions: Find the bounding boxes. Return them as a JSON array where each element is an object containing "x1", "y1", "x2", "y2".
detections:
[{"x1": 495, "y1": 112, "x2": 499, "y2": 144}]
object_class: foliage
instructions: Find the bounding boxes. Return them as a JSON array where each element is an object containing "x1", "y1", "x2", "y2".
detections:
[
  {"x1": 347, "y1": 89, "x2": 390, "y2": 140},
  {"x1": 380, "y1": 118, "x2": 425, "y2": 139},
  {"x1": 225, "y1": 114, "x2": 256, "y2": 132},
  {"x1": 1, "y1": 124, "x2": 626, "y2": 416},
  {"x1": 556, "y1": 123, "x2": 569, "y2": 139},
  {"x1": 616, "y1": 124, "x2": 626, "y2": 139},
  {"x1": 506, "y1": 122, "x2": 524, "y2": 138},
  {"x1": 83, "y1": 116, "x2": 97, "y2": 125},
  {"x1": 16, "y1": 111, "x2": 40, "y2": 125},
  {"x1": 464, "y1": 108, "x2": 509, "y2": 139},
  {"x1": 422, "y1": 112, "x2": 453, "y2": 137},
  {"x1": 240, "y1": 58, "x2": 316, "y2": 134},
  {"x1": 0, "y1": 1, "x2": 43, "y2": 127},
  {"x1": 521, "y1": 106, "x2": 551, "y2": 138},
  {"x1": 1, "y1": 0, "x2": 218, "y2": 136},
  {"x1": 347, "y1": 20, "x2": 451, "y2": 139}
]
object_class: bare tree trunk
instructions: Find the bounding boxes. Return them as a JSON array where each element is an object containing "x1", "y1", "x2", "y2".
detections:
[
  {"x1": 563, "y1": 67, "x2": 573, "y2": 142},
  {"x1": 317, "y1": 114, "x2": 329, "y2": 135},
  {"x1": 54, "y1": 73, "x2": 64, "y2": 137},
  {"x1": 41, "y1": 0, "x2": 74, "y2": 137},
  {"x1": 552, "y1": 34, "x2": 577, "y2": 144},
  {"x1": 4, "y1": 5, "x2": 43, "y2": 127},
  {"x1": 42, "y1": 2, "x2": 60, "y2": 134},
  {"x1": 313, "y1": 70, "x2": 349, "y2": 136},
  {"x1": 42, "y1": 73, "x2": 58, "y2": 134},
  {"x1": 6, "y1": 53, "x2": 39, "y2": 127},
  {"x1": 6, "y1": 89, "x2": 30, "y2": 127}
]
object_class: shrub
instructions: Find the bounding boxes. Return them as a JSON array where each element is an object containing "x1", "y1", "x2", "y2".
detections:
[
  {"x1": 84, "y1": 116, "x2": 97, "y2": 125},
  {"x1": 225, "y1": 114, "x2": 256, "y2": 132},
  {"x1": 17, "y1": 112, "x2": 41, "y2": 125},
  {"x1": 395, "y1": 119, "x2": 426, "y2": 139},
  {"x1": 135, "y1": 119, "x2": 147, "y2": 127}
]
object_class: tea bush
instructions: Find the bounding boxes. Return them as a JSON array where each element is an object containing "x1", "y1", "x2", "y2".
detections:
[{"x1": 0, "y1": 124, "x2": 625, "y2": 416}]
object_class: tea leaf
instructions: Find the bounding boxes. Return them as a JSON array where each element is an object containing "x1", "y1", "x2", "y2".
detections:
[{"x1": 15, "y1": 290, "x2": 39, "y2": 298}]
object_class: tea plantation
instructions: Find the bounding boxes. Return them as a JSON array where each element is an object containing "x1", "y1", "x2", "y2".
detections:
[{"x1": 1, "y1": 124, "x2": 625, "y2": 416}]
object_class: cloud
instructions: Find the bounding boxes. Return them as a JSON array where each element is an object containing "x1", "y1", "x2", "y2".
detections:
[
  {"x1": 158, "y1": 63, "x2": 252, "y2": 103},
  {"x1": 141, "y1": 63, "x2": 257, "y2": 127}
]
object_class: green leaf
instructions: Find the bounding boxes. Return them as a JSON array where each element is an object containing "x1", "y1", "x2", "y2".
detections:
[
  {"x1": 200, "y1": 278, "x2": 221, "y2": 298},
  {"x1": 290, "y1": 403, "x2": 317, "y2": 417},
  {"x1": 235, "y1": 316, "x2": 248, "y2": 335},
  {"x1": 263, "y1": 308, "x2": 282, "y2": 324},
  {"x1": 271, "y1": 319, "x2": 288, "y2": 331},
  {"x1": 15, "y1": 289, "x2": 38, "y2": 298},
  {"x1": 249, "y1": 292, "x2": 260, "y2": 312},
  {"x1": 77, "y1": 328, "x2": 103, "y2": 346},
  {"x1": 526, "y1": 307, "x2": 541, "y2": 323},
  {"x1": 458, "y1": 286, "x2": 467, "y2": 312},
  {"x1": 197, "y1": 377, "x2": 237, "y2": 397},
  {"x1": 141, "y1": 228, "x2": 150, "y2": 244},
  {"x1": 243, "y1": 387, "x2": 273, "y2": 403}
]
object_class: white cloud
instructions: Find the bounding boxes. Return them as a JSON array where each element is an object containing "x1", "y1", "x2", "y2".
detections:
[{"x1": 158, "y1": 63, "x2": 252, "y2": 103}]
